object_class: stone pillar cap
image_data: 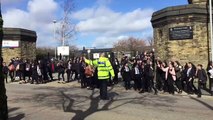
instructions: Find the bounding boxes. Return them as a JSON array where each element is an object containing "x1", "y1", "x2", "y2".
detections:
[{"x1": 188, "y1": 0, "x2": 208, "y2": 5}]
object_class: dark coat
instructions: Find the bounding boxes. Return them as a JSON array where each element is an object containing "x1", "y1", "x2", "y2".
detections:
[
  {"x1": 3, "y1": 66, "x2": 9, "y2": 74},
  {"x1": 144, "y1": 64, "x2": 154, "y2": 78},
  {"x1": 175, "y1": 66, "x2": 181, "y2": 79},
  {"x1": 57, "y1": 63, "x2": 65, "y2": 73},
  {"x1": 187, "y1": 67, "x2": 196, "y2": 79},
  {"x1": 197, "y1": 69, "x2": 207, "y2": 83}
]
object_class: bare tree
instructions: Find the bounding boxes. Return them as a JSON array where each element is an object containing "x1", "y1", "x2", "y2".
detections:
[
  {"x1": 113, "y1": 37, "x2": 146, "y2": 52},
  {"x1": 146, "y1": 36, "x2": 154, "y2": 46},
  {"x1": 57, "y1": 0, "x2": 76, "y2": 46}
]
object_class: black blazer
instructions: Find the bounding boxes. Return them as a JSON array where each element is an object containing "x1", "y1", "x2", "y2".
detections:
[
  {"x1": 121, "y1": 66, "x2": 131, "y2": 79},
  {"x1": 131, "y1": 66, "x2": 142, "y2": 79},
  {"x1": 197, "y1": 69, "x2": 207, "y2": 82},
  {"x1": 187, "y1": 67, "x2": 196, "y2": 79}
]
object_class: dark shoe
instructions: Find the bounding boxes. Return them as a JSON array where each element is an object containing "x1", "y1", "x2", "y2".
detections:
[
  {"x1": 101, "y1": 97, "x2": 109, "y2": 100},
  {"x1": 197, "y1": 95, "x2": 201, "y2": 98},
  {"x1": 139, "y1": 90, "x2": 145, "y2": 94}
]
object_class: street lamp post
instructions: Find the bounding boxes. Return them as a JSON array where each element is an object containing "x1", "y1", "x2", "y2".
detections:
[
  {"x1": 210, "y1": 0, "x2": 213, "y2": 61},
  {"x1": 53, "y1": 20, "x2": 57, "y2": 59},
  {"x1": 0, "y1": 0, "x2": 8, "y2": 119},
  {"x1": 209, "y1": 0, "x2": 213, "y2": 95}
]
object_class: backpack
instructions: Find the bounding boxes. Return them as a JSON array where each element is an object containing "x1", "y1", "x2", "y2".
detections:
[
  {"x1": 9, "y1": 64, "x2": 15, "y2": 71},
  {"x1": 85, "y1": 66, "x2": 94, "y2": 77}
]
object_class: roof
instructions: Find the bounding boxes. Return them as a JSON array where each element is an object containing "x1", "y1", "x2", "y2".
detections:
[
  {"x1": 3, "y1": 27, "x2": 37, "y2": 42},
  {"x1": 3, "y1": 27, "x2": 37, "y2": 37}
]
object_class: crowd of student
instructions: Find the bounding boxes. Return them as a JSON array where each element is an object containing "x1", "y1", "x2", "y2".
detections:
[
  {"x1": 2, "y1": 57, "x2": 83, "y2": 84},
  {"x1": 2, "y1": 52, "x2": 213, "y2": 98},
  {"x1": 120, "y1": 51, "x2": 213, "y2": 97}
]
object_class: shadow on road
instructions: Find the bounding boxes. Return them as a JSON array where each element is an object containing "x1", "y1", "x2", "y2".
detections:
[
  {"x1": 9, "y1": 85, "x2": 177, "y2": 120},
  {"x1": 8, "y1": 107, "x2": 25, "y2": 120},
  {"x1": 61, "y1": 87, "x2": 124, "y2": 120},
  {"x1": 59, "y1": 87, "x2": 176, "y2": 120},
  {"x1": 190, "y1": 97, "x2": 213, "y2": 110},
  {"x1": 9, "y1": 113, "x2": 25, "y2": 120}
]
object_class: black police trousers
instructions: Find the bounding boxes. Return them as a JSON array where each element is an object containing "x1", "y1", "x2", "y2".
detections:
[{"x1": 99, "y1": 79, "x2": 108, "y2": 100}]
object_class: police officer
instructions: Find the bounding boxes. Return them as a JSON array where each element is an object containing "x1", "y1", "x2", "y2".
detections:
[{"x1": 84, "y1": 53, "x2": 115, "y2": 100}]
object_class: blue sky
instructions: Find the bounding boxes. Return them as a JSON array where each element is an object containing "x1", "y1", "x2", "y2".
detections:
[{"x1": 2, "y1": 0, "x2": 188, "y2": 49}]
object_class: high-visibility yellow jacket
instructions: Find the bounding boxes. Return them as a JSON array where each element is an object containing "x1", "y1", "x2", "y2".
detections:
[{"x1": 85, "y1": 57, "x2": 115, "y2": 80}]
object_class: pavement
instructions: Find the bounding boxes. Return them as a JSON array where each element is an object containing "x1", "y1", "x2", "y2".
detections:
[{"x1": 5, "y1": 81, "x2": 213, "y2": 120}]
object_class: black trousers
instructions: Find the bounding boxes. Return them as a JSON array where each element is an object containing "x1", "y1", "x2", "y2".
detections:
[
  {"x1": 9, "y1": 71, "x2": 14, "y2": 82},
  {"x1": 17, "y1": 70, "x2": 23, "y2": 80},
  {"x1": 42, "y1": 72, "x2": 49, "y2": 82},
  {"x1": 187, "y1": 78, "x2": 197, "y2": 94},
  {"x1": 156, "y1": 75, "x2": 164, "y2": 91},
  {"x1": 163, "y1": 79, "x2": 168, "y2": 92},
  {"x1": 23, "y1": 71, "x2": 31, "y2": 81},
  {"x1": 81, "y1": 74, "x2": 86, "y2": 88},
  {"x1": 31, "y1": 74, "x2": 38, "y2": 84},
  {"x1": 175, "y1": 77, "x2": 183, "y2": 92},
  {"x1": 4, "y1": 73, "x2": 8, "y2": 83},
  {"x1": 66, "y1": 69, "x2": 72, "y2": 82},
  {"x1": 113, "y1": 72, "x2": 119, "y2": 84},
  {"x1": 58, "y1": 72, "x2": 65, "y2": 81},
  {"x1": 210, "y1": 78, "x2": 213, "y2": 93},
  {"x1": 134, "y1": 75, "x2": 141, "y2": 91},
  {"x1": 47, "y1": 71, "x2": 53, "y2": 81},
  {"x1": 72, "y1": 70, "x2": 79, "y2": 80},
  {"x1": 147, "y1": 76, "x2": 157, "y2": 94},
  {"x1": 168, "y1": 79, "x2": 174, "y2": 94},
  {"x1": 99, "y1": 80, "x2": 108, "y2": 100},
  {"x1": 197, "y1": 81, "x2": 207, "y2": 97},
  {"x1": 124, "y1": 77, "x2": 131, "y2": 90}
]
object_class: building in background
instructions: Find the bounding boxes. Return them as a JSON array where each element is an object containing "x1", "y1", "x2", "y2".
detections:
[{"x1": 2, "y1": 28, "x2": 37, "y2": 63}]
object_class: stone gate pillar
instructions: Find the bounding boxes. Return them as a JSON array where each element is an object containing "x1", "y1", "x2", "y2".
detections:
[{"x1": 151, "y1": 0, "x2": 210, "y2": 67}]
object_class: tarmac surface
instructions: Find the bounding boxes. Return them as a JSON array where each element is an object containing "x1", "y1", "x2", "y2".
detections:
[{"x1": 6, "y1": 81, "x2": 213, "y2": 120}]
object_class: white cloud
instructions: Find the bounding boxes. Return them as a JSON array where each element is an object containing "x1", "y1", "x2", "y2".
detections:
[
  {"x1": 74, "y1": 7, "x2": 154, "y2": 36},
  {"x1": 3, "y1": 0, "x2": 59, "y2": 47},
  {"x1": 2, "y1": 0, "x2": 27, "y2": 4},
  {"x1": 2, "y1": 0, "x2": 154, "y2": 48},
  {"x1": 92, "y1": 35, "x2": 129, "y2": 48},
  {"x1": 74, "y1": 6, "x2": 154, "y2": 48}
]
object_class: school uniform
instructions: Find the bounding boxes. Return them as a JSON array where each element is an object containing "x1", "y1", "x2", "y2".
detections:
[
  {"x1": 132, "y1": 66, "x2": 142, "y2": 91},
  {"x1": 66, "y1": 62, "x2": 72, "y2": 82},
  {"x1": 167, "y1": 68, "x2": 176, "y2": 95},
  {"x1": 31, "y1": 64, "x2": 39, "y2": 84},
  {"x1": 121, "y1": 66, "x2": 131, "y2": 90},
  {"x1": 3, "y1": 65, "x2": 9, "y2": 83},
  {"x1": 186, "y1": 67, "x2": 197, "y2": 94},
  {"x1": 175, "y1": 66, "x2": 183, "y2": 92},
  {"x1": 197, "y1": 69, "x2": 207, "y2": 97}
]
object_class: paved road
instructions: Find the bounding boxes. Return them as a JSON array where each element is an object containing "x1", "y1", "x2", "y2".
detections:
[{"x1": 6, "y1": 81, "x2": 213, "y2": 120}]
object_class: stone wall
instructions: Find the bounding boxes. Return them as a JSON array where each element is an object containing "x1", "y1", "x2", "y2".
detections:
[
  {"x1": 2, "y1": 47, "x2": 21, "y2": 63},
  {"x1": 20, "y1": 40, "x2": 36, "y2": 60},
  {"x1": 151, "y1": 4, "x2": 210, "y2": 67}
]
